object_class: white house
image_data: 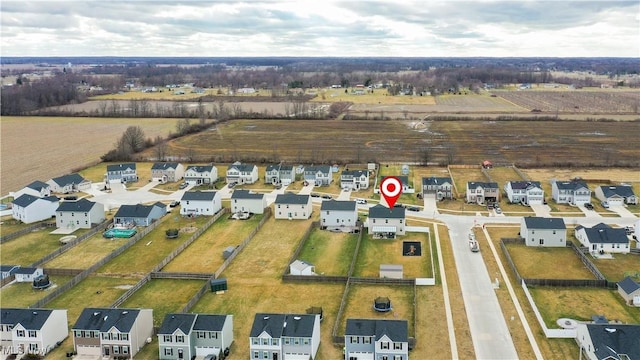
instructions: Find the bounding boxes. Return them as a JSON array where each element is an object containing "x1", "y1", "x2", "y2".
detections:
[
  {"x1": 230, "y1": 190, "x2": 266, "y2": 214},
  {"x1": 617, "y1": 276, "x2": 640, "y2": 306},
  {"x1": 340, "y1": 170, "x2": 370, "y2": 190},
  {"x1": 575, "y1": 223, "x2": 630, "y2": 254},
  {"x1": 551, "y1": 179, "x2": 591, "y2": 205},
  {"x1": 151, "y1": 162, "x2": 185, "y2": 183},
  {"x1": 46, "y1": 173, "x2": 91, "y2": 193},
  {"x1": 504, "y1": 181, "x2": 544, "y2": 205},
  {"x1": 1, "y1": 265, "x2": 19, "y2": 280},
  {"x1": 56, "y1": 198, "x2": 105, "y2": 230},
  {"x1": 249, "y1": 313, "x2": 321, "y2": 360},
  {"x1": 368, "y1": 204, "x2": 406, "y2": 238},
  {"x1": 180, "y1": 191, "x2": 222, "y2": 216},
  {"x1": 13, "y1": 180, "x2": 51, "y2": 199},
  {"x1": 289, "y1": 260, "x2": 316, "y2": 275},
  {"x1": 466, "y1": 181, "x2": 500, "y2": 205},
  {"x1": 344, "y1": 319, "x2": 409, "y2": 360},
  {"x1": 157, "y1": 313, "x2": 234, "y2": 360},
  {"x1": 303, "y1": 166, "x2": 332, "y2": 186},
  {"x1": 184, "y1": 165, "x2": 218, "y2": 185},
  {"x1": 422, "y1": 177, "x2": 453, "y2": 200},
  {"x1": 226, "y1": 162, "x2": 258, "y2": 184},
  {"x1": 11, "y1": 194, "x2": 58, "y2": 223},
  {"x1": 0, "y1": 308, "x2": 68, "y2": 357},
  {"x1": 105, "y1": 163, "x2": 138, "y2": 183},
  {"x1": 575, "y1": 323, "x2": 640, "y2": 360},
  {"x1": 520, "y1": 217, "x2": 567, "y2": 247},
  {"x1": 13, "y1": 267, "x2": 44, "y2": 283},
  {"x1": 595, "y1": 185, "x2": 638, "y2": 206},
  {"x1": 274, "y1": 194, "x2": 312, "y2": 220},
  {"x1": 320, "y1": 200, "x2": 358, "y2": 231}
]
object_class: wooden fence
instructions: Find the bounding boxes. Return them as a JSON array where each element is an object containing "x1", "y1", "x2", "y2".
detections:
[
  {"x1": 151, "y1": 272, "x2": 214, "y2": 280},
  {"x1": 0, "y1": 275, "x2": 15, "y2": 287},
  {"x1": 283, "y1": 221, "x2": 318, "y2": 276},
  {"x1": 512, "y1": 165, "x2": 530, "y2": 181},
  {"x1": 0, "y1": 222, "x2": 56, "y2": 244},
  {"x1": 44, "y1": 268, "x2": 84, "y2": 276}
]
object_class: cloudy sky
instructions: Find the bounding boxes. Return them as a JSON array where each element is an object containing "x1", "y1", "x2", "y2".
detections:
[{"x1": 1, "y1": 1, "x2": 639, "y2": 57}]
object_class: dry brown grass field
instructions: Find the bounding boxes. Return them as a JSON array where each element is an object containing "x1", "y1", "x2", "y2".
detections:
[
  {"x1": 1, "y1": 227, "x2": 88, "y2": 266},
  {"x1": 296, "y1": 228, "x2": 358, "y2": 275},
  {"x1": 339, "y1": 284, "x2": 415, "y2": 333},
  {"x1": 0, "y1": 275, "x2": 74, "y2": 308},
  {"x1": 43, "y1": 232, "x2": 125, "y2": 269},
  {"x1": 353, "y1": 231, "x2": 432, "y2": 278},
  {"x1": 493, "y1": 90, "x2": 640, "y2": 113},
  {"x1": 504, "y1": 243, "x2": 597, "y2": 279}
]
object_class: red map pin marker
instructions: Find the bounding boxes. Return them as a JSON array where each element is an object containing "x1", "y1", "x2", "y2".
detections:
[{"x1": 380, "y1": 176, "x2": 402, "y2": 208}]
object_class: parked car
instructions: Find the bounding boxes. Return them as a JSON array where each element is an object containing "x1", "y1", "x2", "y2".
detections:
[
  {"x1": 310, "y1": 193, "x2": 320, "y2": 198},
  {"x1": 495, "y1": 207, "x2": 502, "y2": 214},
  {"x1": 601, "y1": 201, "x2": 609, "y2": 209},
  {"x1": 169, "y1": 200, "x2": 180, "y2": 208},
  {"x1": 355, "y1": 198, "x2": 367, "y2": 204},
  {"x1": 228, "y1": 182, "x2": 237, "y2": 188},
  {"x1": 584, "y1": 203, "x2": 594, "y2": 210},
  {"x1": 63, "y1": 195, "x2": 77, "y2": 201},
  {"x1": 321, "y1": 194, "x2": 332, "y2": 199},
  {"x1": 407, "y1": 206, "x2": 420, "y2": 212},
  {"x1": 179, "y1": 182, "x2": 188, "y2": 189}
]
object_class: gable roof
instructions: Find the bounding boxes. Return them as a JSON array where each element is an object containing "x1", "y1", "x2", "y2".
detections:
[
  {"x1": 56, "y1": 198, "x2": 97, "y2": 212},
  {"x1": 599, "y1": 185, "x2": 636, "y2": 198},
  {"x1": 290, "y1": 259, "x2": 314, "y2": 272},
  {"x1": 304, "y1": 165, "x2": 331, "y2": 174},
  {"x1": 345, "y1": 319, "x2": 408, "y2": 342},
  {"x1": 586, "y1": 324, "x2": 640, "y2": 360},
  {"x1": 396, "y1": 176, "x2": 409, "y2": 186},
  {"x1": 50, "y1": 173, "x2": 86, "y2": 187},
  {"x1": 25, "y1": 180, "x2": 49, "y2": 191},
  {"x1": 231, "y1": 189, "x2": 264, "y2": 200},
  {"x1": 152, "y1": 162, "x2": 181, "y2": 171},
  {"x1": 158, "y1": 313, "x2": 197, "y2": 335},
  {"x1": 275, "y1": 193, "x2": 310, "y2": 205},
  {"x1": 13, "y1": 267, "x2": 40, "y2": 275},
  {"x1": 250, "y1": 313, "x2": 317, "y2": 338},
  {"x1": 342, "y1": 170, "x2": 369, "y2": 177},
  {"x1": 0, "y1": 308, "x2": 54, "y2": 330},
  {"x1": 468, "y1": 181, "x2": 499, "y2": 189},
  {"x1": 320, "y1": 200, "x2": 356, "y2": 211},
  {"x1": 250, "y1": 313, "x2": 286, "y2": 338},
  {"x1": 186, "y1": 165, "x2": 214, "y2": 173},
  {"x1": 523, "y1": 217, "x2": 566, "y2": 230},
  {"x1": 369, "y1": 204, "x2": 405, "y2": 219},
  {"x1": 617, "y1": 276, "x2": 640, "y2": 295},
  {"x1": 73, "y1": 308, "x2": 141, "y2": 332},
  {"x1": 227, "y1": 163, "x2": 256, "y2": 172},
  {"x1": 422, "y1": 177, "x2": 452, "y2": 186},
  {"x1": 578, "y1": 223, "x2": 629, "y2": 244},
  {"x1": 554, "y1": 179, "x2": 589, "y2": 191},
  {"x1": 266, "y1": 164, "x2": 280, "y2": 172},
  {"x1": 0, "y1": 265, "x2": 19, "y2": 273},
  {"x1": 181, "y1": 191, "x2": 218, "y2": 201},
  {"x1": 507, "y1": 181, "x2": 542, "y2": 190},
  {"x1": 106, "y1": 163, "x2": 136, "y2": 172},
  {"x1": 192, "y1": 314, "x2": 229, "y2": 332},
  {"x1": 114, "y1": 203, "x2": 165, "y2": 218},
  {"x1": 12, "y1": 194, "x2": 41, "y2": 207}
]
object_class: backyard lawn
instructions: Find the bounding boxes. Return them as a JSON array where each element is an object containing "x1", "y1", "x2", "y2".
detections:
[
  {"x1": 353, "y1": 231, "x2": 432, "y2": 278},
  {"x1": 296, "y1": 228, "x2": 358, "y2": 275},
  {"x1": 0, "y1": 227, "x2": 89, "y2": 266},
  {"x1": 505, "y1": 243, "x2": 596, "y2": 279},
  {"x1": 0, "y1": 275, "x2": 74, "y2": 307},
  {"x1": 44, "y1": 231, "x2": 125, "y2": 269}
]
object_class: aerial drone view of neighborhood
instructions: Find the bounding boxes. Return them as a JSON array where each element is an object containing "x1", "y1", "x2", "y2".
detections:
[{"x1": 1, "y1": 2, "x2": 640, "y2": 360}]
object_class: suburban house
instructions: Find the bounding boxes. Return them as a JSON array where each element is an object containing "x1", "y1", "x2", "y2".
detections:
[
  {"x1": 265, "y1": 164, "x2": 296, "y2": 185},
  {"x1": 56, "y1": 198, "x2": 105, "y2": 230},
  {"x1": 249, "y1": 313, "x2": 321, "y2": 360},
  {"x1": 0, "y1": 308, "x2": 68, "y2": 357},
  {"x1": 157, "y1": 313, "x2": 234, "y2": 360},
  {"x1": 106, "y1": 163, "x2": 138, "y2": 183},
  {"x1": 180, "y1": 191, "x2": 222, "y2": 216},
  {"x1": 113, "y1": 202, "x2": 166, "y2": 227},
  {"x1": 520, "y1": 217, "x2": 567, "y2": 247},
  {"x1": 274, "y1": 194, "x2": 312, "y2": 220},
  {"x1": 13, "y1": 180, "x2": 51, "y2": 199},
  {"x1": 11, "y1": 194, "x2": 58, "y2": 223},
  {"x1": 184, "y1": 164, "x2": 218, "y2": 185},
  {"x1": 320, "y1": 200, "x2": 358, "y2": 231},
  {"x1": 504, "y1": 181, "x2": 544, "y2": 205},
  {"x1": 575, "y1": 223, "x2": 630, "y2": 254},
  {"x1": 1, "y1": 265, "x2": 19, "y2": 280},
  {"x1": 344, "y1": 319, "x2": 409, "y2": 360},
  {"x1": 340, "y1": 170, "x2": 370, "y2": 190},
  {"x1": 151, "y1": 162, "x2": 185, "y2": 183},
  {"x1": 304, "y1": 166, "x2": 332, "y2": 186},
  {"x1": 230, "y1": 190, "x2": 266, "y2": 214},
  {"x1": 551, "y1": 179, "x2": 591, "y2": 205},
  {"x1": 368, "y1": 204, "x2": 406, "y2": 238},
  {"x1": 397, "y1": 175, "x2": 414, "y2": 193},
  {"x1": 72, "y1": 307, "x2": 154, "y2": 359},
  {"x1": 466, "y1": 181, "x2": 500, "y2": 205},
  {"x1": 226, "y1": 162, "x2": 259, "y2": 184},
  {"x1": 13, "y1": 267, "x2": 44, "y2": 283},
  {"x1": 422, "y1": 177, "x2": 453, "y2": 200},
  {"x1": 46, "y1": 173, "x2": 91, "y2": 194},
  {"x1": 575, "y1": 323, "x2": 640, "y2": 360},
  {"x1": 289, "y1": 259, "x2": 316, "y2": 276},
  {"x1": 595, "y1": 185, "x2": 638, "y2": 206},
  {"x1": 617, "y1": 276, "x2": 640, "y2": 306}
]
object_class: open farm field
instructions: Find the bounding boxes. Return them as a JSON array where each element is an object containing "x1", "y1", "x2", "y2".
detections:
[
  {"x1": 0, "y1": 116, "x2": 177, "y2": 193},
  {"x1": 492, "y1": 90, "x2": 640, "y2": 113},
  {"x1": 313, "y1": 88, "x2": 436, "y2": 105},
  {"x1": 521, "y1": 168, "x2": 640, "y2": 184}
]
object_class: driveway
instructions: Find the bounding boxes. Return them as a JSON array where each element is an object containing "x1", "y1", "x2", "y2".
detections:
[
  {"x1": 423, "y1": 195, "x2": 439, "y2": 217},
  {"x1": 298, "y1": 183, "x2": 315, "y2": 195},
  {"x1": 337, "y1": 189, "x2": 351, "y2": 201},
  {"x1": 577, "y1": 204, "x2": 602, "y2": 218},
  {"x1": 530, "y1": 204, "x2": 551, "y2": 217},
  {"x1": 609, "y1": 205, "x2": 636, "y2": 218}
]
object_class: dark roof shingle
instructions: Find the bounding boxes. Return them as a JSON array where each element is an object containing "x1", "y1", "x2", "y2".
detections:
[
  {"x1": 369, "y1": 204, "x2": 405, "y2": 219},
  {"x1": 523, "y1": 217, "x2": 566, "y2": 230}
]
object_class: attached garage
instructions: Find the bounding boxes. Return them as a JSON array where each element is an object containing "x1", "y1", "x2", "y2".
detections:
[
  {"x1": 348, "y1": 352, "x2": 374, "y2": 360},
  {"x1": 77, "y1": 345, "x2": 101, "y2": 357}
]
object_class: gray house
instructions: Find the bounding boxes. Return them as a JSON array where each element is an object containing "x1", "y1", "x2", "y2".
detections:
[
  {"x1": 344, "y1": 319, "x2": 409, "y2": 360},
  {"x1": 274, "y1": 193, "x2": 312, "y2": 220},
  {"x1": 226, "y1": 162, "x2": 258, "y2": 184},
  {"x1": 320, "y1": 200, "x2": 358, "y2": 232},
  {"x1": 304, "y1": 166, "x2": 332, "y2": 186},
  {"x1": 504, "y1": 181, "x2": 544, "y2": 205},
  {"x1": 113, "y1": 202, "x2": 166, "y2": 227},
  {"x1": 231, "y1": 190, "x2": 266, "y2": 214},
  {"x1": 158, "y1": 313, "x2": 234, "y2": 360},
  {"x1": 13, "y1": 180, "x2": 51, "y2": 199},
  {"x1": 575, "y1": 323, "x2": 640, "y2": 360},
  {"x1": 575, "y1": 223, "x2": 630, "y2": 254},
  {"x1": 340, "y1": 170, "x2": 370, "y2": 190},
  {"x1": 265, "y1": 164, "x2": 296, "y2": 185},
  {"x1": 617, "y1": 276, "x2": 640, "y2": 306},
  {"x1": 368, "y1": 204, "x2": 406, "y2": 238},
  {"x1": 595, "y1": 185, "x2": 638, "y2": 206},
  {"x1": 46, "y1": 173, "x2": 91, "y2": 194},
  {"x1": 184, "y1": 165, "x2": 217, "y2": 185},
  {"x1": 1, "y1": 308, "x2": 68, "y2": 357},
  {"x1": 56, "y1": 198, "x2": 105, "y2": 230},
  {"x1": 249, "y1": 313, "x2": 321, "y2": 360},
  {"x1": 422, "y1": 177, "x2": 453, "y2": 200},
  {"x1": 151, "y1": 162, "x2": 185, "y2": 183},
  {"x1": 551, "y1": 179, "x2": 591, "y2": 205},
  {"x1": 106, "y1": 163, "x2": 138, "y2": 183},
  {"x1": 466, "y1": 181, "x2": 500, "y2": 205},
  {"x1": 520, "y1": 217, "x2": 567, "y2": 247}
]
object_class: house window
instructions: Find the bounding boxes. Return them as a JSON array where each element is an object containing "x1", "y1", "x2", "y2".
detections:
[
  {"x1": 253, "y1": 351, "x2": 259, "y2": 359},
  {"x1": 381, "y1": 341, "x2": 390, "y2": 349},
  {"x1": 531, "y1": 230, "x2": 534, "y2": 234},
  {"x1": 553, "y1": 230, "x2": 556, "y2": 234},
  {"x1": 163, "y1": 335, "x2": 172, "y2": 342},
  {"x1": 197, "y1": 331, "x2": 205, "y2": 339},
  {"x1": 382, "y1": 356, "x2": 388, "y2": 360},
  {"x1": 29, "y1": 343, "x2": 38, "y2": 352},
  {"x1": 261, "y1": 338, "x2": 269, "y2": 345},
  {"x1": 208, "y1": 332, "x2": 218, "y2": 339},
  {"x1": 121, "y1": 333, "x2": 128, "y2": 341},
  {"x1": 326, "y1": 211, "x2": 330, "y2": 215},
  {"x1": 350, "y1": 336, "x2": 358, "y2": 344},
  {"x1": 294, "y1": 338, "x2": 300, "y2": 345},
  {"x1": 363, "y1": 337, "x2": 371, "y2": 344},
  {"x1": 400, "y1": 219, "x2": 403, "y2": 224},
  {"x1": 284, "y1": 338, "x2": 290, "y2": 345},
  {"x1": 113, "y1": 346, "x2": 120, "y2": 354},
  {"x1": 252, "y1": 338, "x2": 259, "y2": 345},
  {"x1": 539, "y1": 239, "x2": 544, "y2": 245},
  {"x1": 303, "y1": 338, "x2": 310, "y2": 345},
  {"x1": 394, "y1": 356, "x2": 403, "y2": 360},
  {"x1": 277, "y1": 205, "x2": 281, "y2": 209},
  {"x1": 122, "y1": 346, "x2": 129, "y2": 354},
  {"x1": 263, "y1": 351, "x2": 269, "y2": 359},
  {"x1": 176, "y1": 335, "x2": 184, "y2": 343},
  {"x1": 385, "y1": 219, "x2": 388, "y2": 224},
  {"x1": 164, "y1": 348, "x2": 173, "y2": 356},
  {"x1": 17, "y1": 330, "x2": 25, "y2": 337},
  {"x1": 272, "y1": 338, "x2": 278, "y2": 346},
  {"x1": 28, "y1": 330, "x2": 36, "y2": 337},
  {"x1": 393, "y1": 342, "x2": 403, "y2": 350}
]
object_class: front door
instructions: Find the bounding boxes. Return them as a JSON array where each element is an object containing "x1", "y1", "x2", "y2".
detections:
[
  {"x1": 178, "y1": 349, "x2": 184, "y2": 359},
  {"x1": 272, "y1": 353, "x2": 278, "y2": 360}
]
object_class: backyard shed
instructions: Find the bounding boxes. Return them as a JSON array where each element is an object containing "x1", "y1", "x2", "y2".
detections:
[
  {"x1": 210, "y1": 278, "x2": 228, "y2": 293},
  {"x1": 223, "y1": 246, "x2": 237, "y2": 260},
  {"x1": 379, "y1": 264, "x2": 403, "y2": 279}
]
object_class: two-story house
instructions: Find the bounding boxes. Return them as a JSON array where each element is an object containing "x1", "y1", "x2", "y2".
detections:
[
  {"x1": 13, "y1": 180, "x2": 51, "y2": 199},
  {"x1": 344, "y1": 319, "x2": 409, "y2": 360},
  {"x1": 368, "y1": 204, "x2": 406, "y2": 238},
  {"x1": 47, "y1": 173, "x2": 91, "y2": 194},
  {"x1": 304, "y1": 166, "x2": 332, "y2": 186},
  {"x1": 0, "y1": 308, "x2": 68, "y2": 357},
  {"x1": 575, "y1": 323, "x2": 640, "y2": 360},
  {"x1": 184, "y1": 165, "x2": 218, "y2": 185},
  {"x1": 231, "y1": 190, "x2": 266, "y2": 214},
  {"x1": 56, "y1": 198, "x2": 105, "y2": 230},
  {"x1": 158, "y1": 313, "x2": 234, "y2": 360},
  {"x1": 520, "y1": 217, "x2": 567, "y2": 247},
  {"x1": 106, "y1": 163, "x2": 138, "y2": 183},
  {"x1": 249, "y1": 313, "x2": 321, "y2": 360},
  {"x1": 226, "y1": 162, "x2": 259, "y2": 185},
  {"x1": 151, "y1": 162, "x2": 185, "y2": 183},
  {"x1": 422, "y1": 177, "x2": 453, "y2": 200},
  {"x1": 180, "y1": 191, "x2": 222, "y2": 216},
  {"x1": 274, "y1": 194, "x2": 312, "y2": 220},
  {"x1": 113, "y1": 202, "x2": 166, "y2": 227},
  {"x1": 504, "y1": 181, "x2": 544, "y2": 205},
  {"x1": 340, "y1": 170, "x2": 370, "y2": 191},
  {"x1": 11, "y1": 194, "x2": 59, "y2": 224},
  {"x1": 466, "y1": 181, "x2": 499, "y2": 205},
  {"x1": 575, "y1": 223, "x2": 630, "y2": 254},
  {"x1": 320, "y1": 200, "x2": 358, "y2": 232},
  {"x1": 551, "y1": 179, "x2": 591, "y2": 205},
  {"x1": 265, "y1": 164, "x2": 296, "y2": 186},
  {"x1": 595, "y1": 185, "x2": 638, "y2": 206}
]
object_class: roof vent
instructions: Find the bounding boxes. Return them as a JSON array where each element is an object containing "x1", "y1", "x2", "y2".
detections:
[
  {"x1": 93, "y1": 312, "x2": 100, "y2": 316},
  {"x1": 605, "y1": 328, "x2": 617, "y2": 333},
  {"x1": 293, "y1": 316, "x2": 301, "y2": 320},
  {"x1": 103, "y1": 316, "x2": 108, "y2": 321},
  {"x1": 122, "y1": 311, "x2": 128, "y2": 315},
  {"x1": 263, "y1": 316, "x2": 269, "y2": 320}
]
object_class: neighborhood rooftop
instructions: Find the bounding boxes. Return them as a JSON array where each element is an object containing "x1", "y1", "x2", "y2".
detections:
[
  {"x1": 152, "y1": 162, "x2": 180, "y2": 170},
  {"x1": 576, "y1": 223, "x2": 629, "y2": 244},
  {"x1": 25, "y1": 180, "x2": 49, "y2": 190},
  {"x1": 554, "y1": 179, "x2": 589, "y2": 190},
  {"x1": 50, "y1": 173, "x2": 86, "y2": 186},
  {"x1": 320, "y1": 200, "x2": 356, "y2": 211},
  {"x1": 73, "y1": 308, "x2": 140, "y2": 332},
  {"x1": 250, "y1": 313, "x2": 317, "y2": 338},
  {"x1": 192, "y1": 314, "x2": 228, "y2": 331},
  {"x1": 617, "y1": 276, "x2": 640, "y2": 295},
  {"x1": 275, "y1": 193, "x2": 310, "y2": 204},
  {"x1": 369, "y1": 204, "x2": 406, "y2": 218},
  {"x1": 422, "y1": 177, "x2": 451, "y2": 185},
  {"x1": 186, "y1": 164, "x2": 214, "y2": 172},
  {"x1": 599, "y1": 185, "x2": 636, "y2": 198},
  {"x1": 523, "y1": 217, "x2": 566, "y2": 229},
  {"x1": 507, "y1": 181, "x2": 541, "y2": 189},
  {"x1": 228, "y1": 163, "x2": 256, "y2": 172},
  {"x1": 0, "y1": 308, "x2": 55, "y2": 330},
  {"x1": 157, "y1": 313, "x2": 197, "y2": 335},
  {"x1": 468, "y1": 181, "x2": 499, "y2": 188},
  {"x1": 181, "y1": 191, "x2": 218, "y2": 201},
  {"x1": 13, "y1": 194, "x2": 57, "y2": 207},
  {"x1": 106, "y1": 163, "x2": 136, "y2": 171},
  {"x1": 56, "y1": 198, "x2": 97, "y2": 212},
  {"x1": 231, "y1": 189, "x2": 264, "y2": 200},
  {"x1": 345, "y1": 319, "x2": 408, "y2": 342},
  {"x1": 114, "y1": 202, "x2": 166, "y2": 217},
  {"x1": 586, "y1": 324, "x2": 640, "y2": 360}
]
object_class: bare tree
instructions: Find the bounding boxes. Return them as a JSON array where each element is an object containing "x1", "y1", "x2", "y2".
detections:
[
  {"x1": 185, "y1": 146, "x2": 197, "y2": 162},
  {"x1": 120, "y1": 126, "x2": 146, "y2": 153},
  {"x1": 176, "y1": 118, "x2": 191, "y2": 135},
  {"x1": 154, "y1": 136, "x2": 169, "y2": 161}
]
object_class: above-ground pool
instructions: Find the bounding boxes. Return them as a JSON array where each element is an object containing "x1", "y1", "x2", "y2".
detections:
[{"x1": 103, "y1": 228, "x2": 137, "y2": 239}]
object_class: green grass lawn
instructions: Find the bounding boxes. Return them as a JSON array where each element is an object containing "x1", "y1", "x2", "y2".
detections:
[
  {"x1": 592, "y1": 253, "x2": 640, "y2": 282},
  {"x1": 0, "y1": 216, "x2": 51, "y2": 236},
  {"x1": 505, "y1": 243, "x2": 596, "y2": 279},
  {"x1": 0, "y1": 227, "x2": 87, "y2": 266},
  {"x1": 296, "y1": 228, "x2": 358, "y2": 275},
  {"x1": 0, "y1": 275, "x2": 74, "y2": 307},
  {"x1": 44, "y1": 231, "x2": 125, "y2": 269}
]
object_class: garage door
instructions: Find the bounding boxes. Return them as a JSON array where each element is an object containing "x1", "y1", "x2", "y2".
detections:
[
  {"x1": 347, "y1": 351, "x2": 374, "y2": 360},
  {"x1": 77, "y1": 345, "x2": 101, "y2": 357},
  {"x1": 283, "y1": 353, "x2": 310, "y2": 360},
  {"x1": 196, "y1": 347, "x2": 220, "y2": 356}
]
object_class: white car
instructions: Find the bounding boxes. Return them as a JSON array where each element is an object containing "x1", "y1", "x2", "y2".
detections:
[{"x1": 355, "y1": 198, "x2": 367, "y2": 204}]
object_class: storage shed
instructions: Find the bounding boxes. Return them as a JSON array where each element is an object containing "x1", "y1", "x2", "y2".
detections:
[
  {"x1": 210, "y1": 278, "x2": 228, "y2": 293},
  {"x1": 223, "y1": 246, "x2": 237, "y2": 260}
]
